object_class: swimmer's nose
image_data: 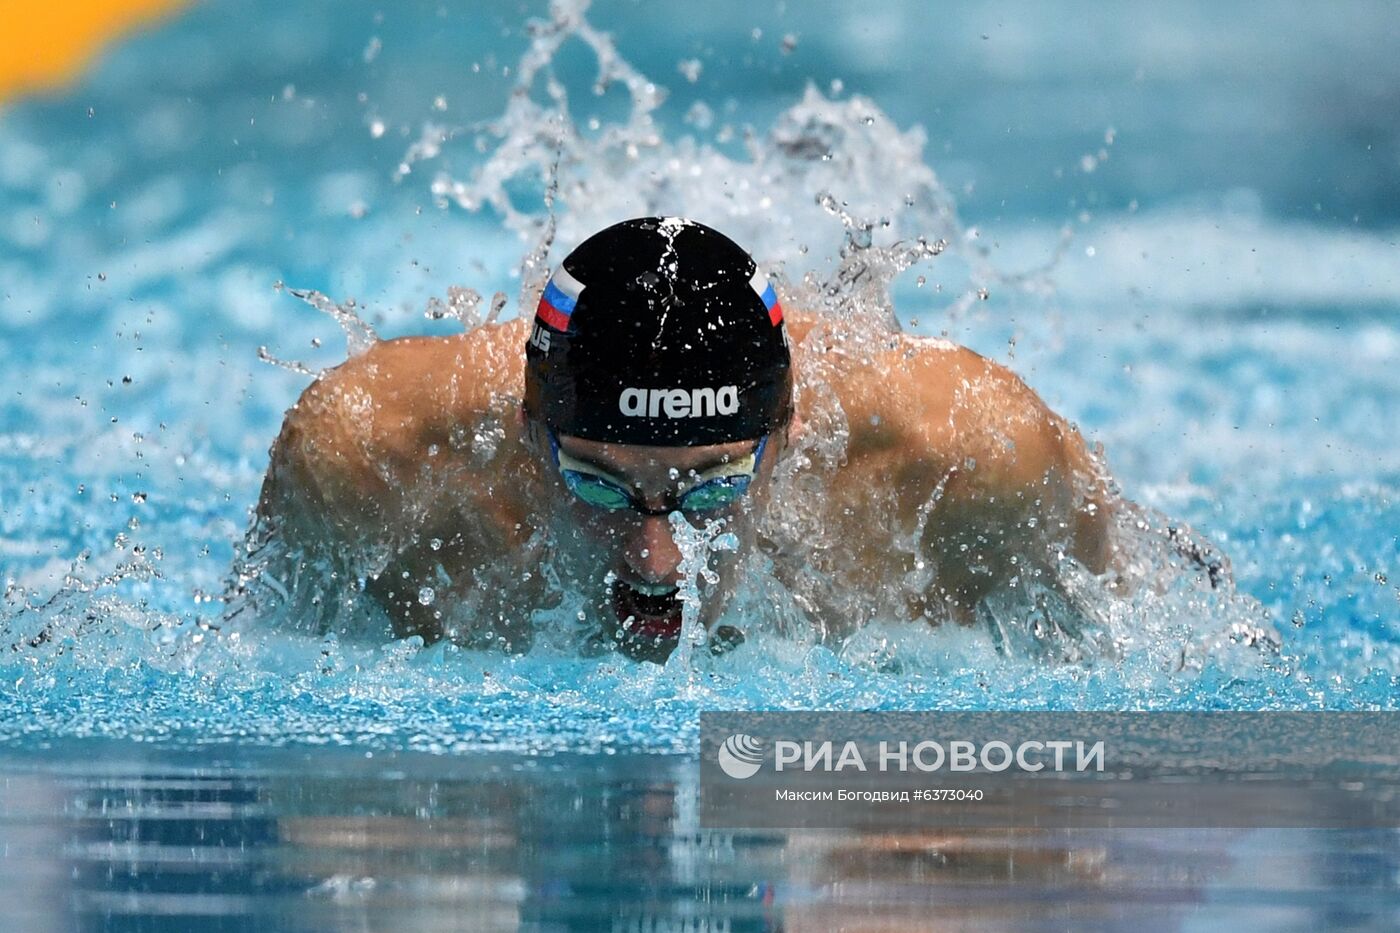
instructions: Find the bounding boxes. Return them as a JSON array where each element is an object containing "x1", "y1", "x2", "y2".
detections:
[{"x1": 624, "y1": 514, "x2": 682, "y2": 584}]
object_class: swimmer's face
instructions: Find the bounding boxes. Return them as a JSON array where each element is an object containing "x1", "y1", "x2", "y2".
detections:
[{"x1": 529, "y1": 421, "x2": 783, "y2": 662}]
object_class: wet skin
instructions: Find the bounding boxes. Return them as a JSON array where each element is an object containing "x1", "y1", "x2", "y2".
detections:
[{"x1": 255, "y1": 312, "x2": 1116, "y2": 661}]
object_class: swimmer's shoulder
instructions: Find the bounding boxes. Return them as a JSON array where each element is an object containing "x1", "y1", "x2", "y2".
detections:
[
  {"x1": 787, "y1": 308, "x2": 1073, "y2": 488},
  {"x1": 786, "y1": 309, "x2": 1114, "y2": 575},
  {"x1": 294, "y1": 318, "x2": 528, "y2": 434},
  {"x1": 271, "y1": 319, "x2": 530, "y2": 500},
  {"x1": 308, "y1": 317, "x2": 527, "y2": 405}
]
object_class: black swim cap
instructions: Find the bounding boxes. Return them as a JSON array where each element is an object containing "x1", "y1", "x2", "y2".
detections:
[{"x1": 523, "y1": 217, "x2": 792, "y2": 445}]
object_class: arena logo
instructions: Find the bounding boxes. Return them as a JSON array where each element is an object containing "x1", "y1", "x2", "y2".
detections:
[{"x1": 618, "y1": 385, "x2": 739, "y2": 419}]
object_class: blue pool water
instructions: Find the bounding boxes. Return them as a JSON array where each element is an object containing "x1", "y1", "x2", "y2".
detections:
[{"x1": 2, "y1": 0, "x2": 1398, "y2": 927}]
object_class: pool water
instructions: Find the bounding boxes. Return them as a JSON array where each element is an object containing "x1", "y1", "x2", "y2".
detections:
[{"x1": 1, "y1": 0, "x2": 1397, "y2": 928}]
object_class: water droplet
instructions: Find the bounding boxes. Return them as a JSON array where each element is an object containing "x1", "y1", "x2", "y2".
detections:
[{"x1": 418, "y1": 587, "x2": 436, "y2": 606}]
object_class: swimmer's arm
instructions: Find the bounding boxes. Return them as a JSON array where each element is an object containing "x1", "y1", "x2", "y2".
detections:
[
  {"x1": 914, "y1": 422, "x2": 1115, "y2": 621},
  {"x1": 242, "y1": 341, "x2": 432, "y2": 632},
  {"x1": 893, "y1": 343, "x2": 1117, "y2": 617},
  {"x1": 257, "y1": 339, "x2": 433, "y2": 551},
  {"x1": 256, "y1": 322, "x2": 536, "y2": 637},
  {"x1": 258, "y1": 322, "x2": 527, "y2": 554}
]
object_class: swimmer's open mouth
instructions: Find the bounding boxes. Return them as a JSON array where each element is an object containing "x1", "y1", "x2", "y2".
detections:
[{"x1": 611, "y1": 580, "x2": 682, "y2": 642}]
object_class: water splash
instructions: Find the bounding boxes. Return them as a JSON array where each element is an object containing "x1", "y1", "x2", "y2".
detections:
[
  {"x1": 422, "y1": 285, "x2": 486, "y2": 330},
  {"x1": 273, "y1": 282, "x2": 379, "y2": 357},
  {"x1": 403, "y1": 0, "x2": 1060, "y2": 327},
  {"x1": 664, "y1": 512, "x2": 739, "y2": 674}
]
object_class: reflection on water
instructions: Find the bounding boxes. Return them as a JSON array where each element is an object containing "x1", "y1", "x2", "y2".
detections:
[{"x1": 3, "y1": 751, "x2": 1398, "y2": 932}]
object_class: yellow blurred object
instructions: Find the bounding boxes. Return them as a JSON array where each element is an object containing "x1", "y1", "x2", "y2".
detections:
[{"x1": 0, "y1": 0, "x2": 192, "y2": 103}]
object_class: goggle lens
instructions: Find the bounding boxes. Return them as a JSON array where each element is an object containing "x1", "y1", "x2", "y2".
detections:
[
  {"x1": 561, "y1": 471, "x2": 635, "y2": 510},
  {"x1": 549, "y1": 430, "x2": 766, "y2": 515},
  {"x1": 675, "y1": 474, "x2": 752, "y2": 512}
]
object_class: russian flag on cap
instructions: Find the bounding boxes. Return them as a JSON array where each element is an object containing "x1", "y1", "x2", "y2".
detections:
[
  {"x1": 536, "y1": 265, "x2": 585, "y2": 331},
  {"x1": 749, "y1": 269, "x2": 783, "y2": 326}
]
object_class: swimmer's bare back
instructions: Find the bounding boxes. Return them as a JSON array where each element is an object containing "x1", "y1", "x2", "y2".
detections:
[{"x1": 256, "y1": 312, "x2": 1115, "y2": 636}]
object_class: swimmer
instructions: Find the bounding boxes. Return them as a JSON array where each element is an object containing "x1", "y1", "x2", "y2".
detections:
[{"x1": 247, "y1": 217, "x2": 1126, "y2": 662}]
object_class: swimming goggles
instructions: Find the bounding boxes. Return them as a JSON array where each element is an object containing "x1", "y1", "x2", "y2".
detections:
[{"x1": 547, "y1": 428, "x2": 768, "y2": 515}]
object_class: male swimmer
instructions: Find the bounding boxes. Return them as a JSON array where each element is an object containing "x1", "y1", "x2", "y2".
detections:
[{"x1": 246, "y1": 217, "x2": 1121, "y2": 662}]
